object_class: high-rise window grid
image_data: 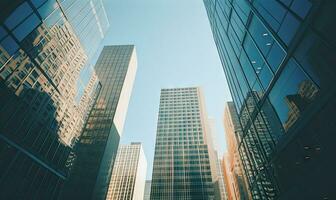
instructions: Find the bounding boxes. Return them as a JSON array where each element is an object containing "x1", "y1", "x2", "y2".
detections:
[
  {"x1": 204, "y1": 0, "x2": 336, "y2": 199},
  {"x1": 61, "y1": 45, "x2": 137, "y2": 200},
  {"x1": 0, "y1": 0, "x2": 108, "y2": 198},
  {"x1": 106, "y1": 143, "x2": 147, "y2": 200},
  {"x1": 150, "y1": 87, "x2": 215, "y2": 200}
]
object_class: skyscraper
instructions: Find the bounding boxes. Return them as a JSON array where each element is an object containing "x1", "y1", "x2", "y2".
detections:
[
  {"x1": 150, "y1": 87, "x2": 215, "y2": 199},
  {"x1": 207, "y1": 119, "x2": 227, "y2": 200},
  {"x1": 204, "y1": 0, "x2": 336, "y2": 198},
  {"x1": 106, "y1": 142, "x2": 147, "y2": 200},
  {"x1": 61, "y1": 45, "x2": 137, "y2": 200},
  {"x1": 0, "y1": 0, "x2": 108, "y2": 198},
  {"x1": 144, "y1": 180, "x2": 152, "y2": 200},
  {"x1": 213, "y1": 152, "x2": 228, "y2": 200},
  {"x1": 223, "y1": 102, "x2": 250, "y2": 200}
]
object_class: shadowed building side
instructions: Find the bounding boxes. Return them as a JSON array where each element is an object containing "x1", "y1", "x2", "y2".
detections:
[
  {"x1": 204, "y1": 0, "x2": 336, "y2": 198},
  {"x1": 61, "y1": 45, "x2": 137, "y2": 200}
]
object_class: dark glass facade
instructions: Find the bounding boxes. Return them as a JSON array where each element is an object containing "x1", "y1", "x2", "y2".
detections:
[
  {"x1": 204, "y1": 0, "x2": 336, "y2": 199},
  {"x1": 150, "y1": 87, "x2": 214, "y2": 200},
  {"x1": 61, "y1": 45, "x2": 138, "y2": 200},
  {"x1": 0, "y1": 0, "x2": 107, "y2": 199}
]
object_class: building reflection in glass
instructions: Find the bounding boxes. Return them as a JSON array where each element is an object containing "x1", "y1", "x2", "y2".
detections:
[
  {"x1": 204, "y1": 0, "x2": 336, "y2": 198},
  {"x1": 0, "y1": 0, "x2": 108, "y2": 198}
]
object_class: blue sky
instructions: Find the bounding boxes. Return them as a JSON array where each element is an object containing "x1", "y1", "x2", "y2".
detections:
[{"x1": 96, "y1": 0, "x2": 232, "y2": 180}]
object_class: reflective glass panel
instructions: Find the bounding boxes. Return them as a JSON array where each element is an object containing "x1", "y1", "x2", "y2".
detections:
[
  {"x1": 0, "y1": 36, "x2": 19, "y2": 56},
  {"x1": 269, "y1": 59, "x2": 319, "y2": 131},
  {"x1": 4, "y1": 2, "x2": 33, "y2": 30},
  {"x1": 278, "y1": 13, "x2": 300, "y2": 45},
  {"x1": 13, "y1": 14, "x2": 40, "y2": 41},
  {"x1": 291, "y1": 0, "x2": 312, "y2": 19}
]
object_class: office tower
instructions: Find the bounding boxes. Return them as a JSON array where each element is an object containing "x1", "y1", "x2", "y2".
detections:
[
  {"x1": 144, "y1": 180, "x2": 152, "y2": 200},
  {"x1": 204, "y1": 0, "x2": 336, "y2": 198},
  {"x1": 223, "y1": 102, "x2": 250, "y2": 200},
  {"x1": 221, "y1": 154, "x2": 234, "y2": 200},
  {"x1": 151, "y1": 87, "x2": 215, "y2": 199},
  {"x1": 0, "y1": 0, "x2": 108, "y2": 199},
  {"x1": 61, "y1": 45, "x2": 137, "y2": 200},
  {"x1": 213, "y1": 152, "x2": 228, "y2": 200},
  {"x1": 106, "y1": 143, "x2": 147, "y2": 200},
  {"x1": 206, "y1": 119, "x2": 227, "y2": 200}
]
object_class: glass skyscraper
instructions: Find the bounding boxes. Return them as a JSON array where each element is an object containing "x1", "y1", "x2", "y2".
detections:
[
  {"x1": 106, "y1": 142, "x2": 147, "y2": 200},
  {"x1": 204, "y1": 0, "x2": 336, "y2": 199},
  {"x1": 0, "y1": 0, "x2": 108, "y2": 199},
  {"x1": 61, "y1": 45, "x2": 138, "y2": 200},
  {"x1": 151, "y1": 87, "x2": 215, "y2": 200}
]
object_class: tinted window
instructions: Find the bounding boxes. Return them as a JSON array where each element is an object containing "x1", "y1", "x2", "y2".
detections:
[
  {"x1": 294, "y1": 31, "x2": 336, "y2": 90},
  {"x1": 4, "y1": 2, "x2": 33, "y2": 30},
  {"x1": 243, "y1": 34, "x2": 273, "y2": 89},
  {"x1": 248, "y1": 16, "x2": 286, "y2": 72},
  {"x1": 291, "y1": 0, "x2": 312, "y2": 19},
  {"x1": 278, "y1": 13, "x2": 300, "y2": 45},
  {"x1": 0, "y1": 26, "x2": 7, "y2": 41},
  {"x1": 31, "y1": 0, "x2": 49, "y2": 8},
  {"x1": 269, "y1": 59, "x2": 319, "y2": 131},
  {"x1": 0, "y1": 36, "x2": 19, "y2": 56},
  {"x1": 13, "y1": 14, "x2": 40, "y2": 41},
  {"x1": 239, "y1": 50, "x2": 257, "y2": 87},
  {"x1": 233, "y1": 0, "x2": 250, "y2": 24},
  {"x1": 253, "y1": 0, "x2": 286, "y2": 31},
  {"x1": 266, "y1": 42, "x2": 286, "y2": 72},
  {"x1": 280, "y1": 0, "x2": 292, "y2": 6},
  {"x1": 38, "y1": 0, "x2": 58, "y2": 19}
]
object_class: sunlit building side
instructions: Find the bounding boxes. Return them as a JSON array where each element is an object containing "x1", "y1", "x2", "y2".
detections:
[
  {"x1": 223, "y1": 102, "x2": 250, "y2": 200},
  {"x1": 150, "y1": 87, "x2": 215, "y2": 199},
  {"x1": 106, "y1": 143, "x2": 147, "y2": 200}
]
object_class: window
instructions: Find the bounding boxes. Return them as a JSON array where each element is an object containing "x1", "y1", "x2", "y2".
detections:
[
  {"x1": 239, "y1": 50, "x2": 257, "y2": 87},
  {"x1": 290, "y1": 0, "x2": 312, "y2": 19},
  {"x1": 248, "y1": 15, "x2": 287, "y2": 73},
  {"x1": 249, "y1": 16, "x2": 274, "y2": 56},
  {"x1": 243, "y1": 34, "x2": 273, "y2": 89},
  {"x1": 4, "y1": 2, "x2": 33, "y2": 29},
  {"x1": 32, "y1": 0, "x2": 49, "y2": 8},
  {"x1": 233, "y1": 0, "x2": 251, "y2": 24},
  {"x1": 269, "y1": 59, "x2": 319, "y2": 131},
  {"x1": 38, "y1": 0, "x2": 58, "y2": 19},
  {"x1": 266, "y1": 42, "x2": 286, "y2": 72},
  {"x1": 1, "y1": 36, "x2": 19, "y2": 56},
  {"x1": 253, "y1": 0, "x2": 286, "y2": 31},
  {"x1": 44, "y1": 9, "x2": 63, "y2": 28},
  {"x1": 294, "y1": 31, "x2": 336, "y2": 91},
  {"x1": 278, "y1": 13, "x2": 300, "y2": 45},
  {"x1": 13, "y1": 14, "x2": 40, "y2": 41},
  {"x1": 0, "y1": 26, "x2": 7, "y2": 41}
]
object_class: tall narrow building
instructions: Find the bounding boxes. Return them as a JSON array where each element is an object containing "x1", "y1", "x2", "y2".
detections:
[
  {"x1": 0, "y1": 0, "x2": 108, "y2": 199},
  {"x1": 223, "y1": 102, "x2": 250, "y2": 200},
  {"x1": 106, "y1": 142, "x2": 147, "y2": 200},
  {"x1": 213, "y1": 152, "x2": 228, "y2": 200},
  {"x1": 204, "y1": 0, "x2": 336, "y2": 198},
  {"x1": 150, "y1": 87, "x2": 215, "y2": 199},
  {"x1": 144, "y1": 180, "x2": 152, "y2": 200},
  {"x1": 61, "y1": 45, "x2": 137, "y2": 200}
]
